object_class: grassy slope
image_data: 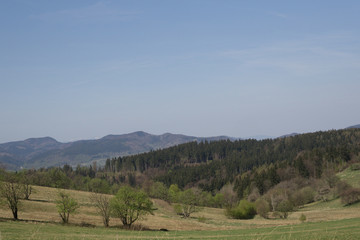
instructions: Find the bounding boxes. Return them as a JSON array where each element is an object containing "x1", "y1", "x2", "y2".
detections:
[
  {"x1": 1, "y1": 167, "x2": 360, "y2": 239},
  {"x1": 337, "y1": 166, "x2": 360, "y2": 188}
]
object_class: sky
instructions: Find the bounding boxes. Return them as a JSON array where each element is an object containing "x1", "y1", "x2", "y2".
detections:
[{"x1": 1, "y1": 0, "x2": 360, "y2": 143}]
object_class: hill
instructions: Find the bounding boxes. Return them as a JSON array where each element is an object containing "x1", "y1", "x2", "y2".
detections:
[
  {"x1": 100, "y1": 128, "x2": 360, "y2": 192},
  {"x1": 0, "y1": 132, "x2": 234, "y2": 170}
]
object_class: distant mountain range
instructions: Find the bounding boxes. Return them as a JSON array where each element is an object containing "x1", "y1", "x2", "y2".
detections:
[
  {"x1": 0, "y1": 131, "x2": 235, "y2": 170},
  {"x1": 1, "y1": 124, "x2": 358, "y2": 170}
]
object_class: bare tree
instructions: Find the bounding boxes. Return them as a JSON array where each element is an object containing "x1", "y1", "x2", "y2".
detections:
[
  {"x1": 0, "y1": 181, "x2": 23, "y2": 220},
  {"x1": 20, "y1": 175, "x2": 33, "y2": 200},
  {"x1": 90, "y1": 192, "x2": 111, "y2": 227},
  {"x1": 22, "y1": 182, "x2": 32, "y2": 200}
]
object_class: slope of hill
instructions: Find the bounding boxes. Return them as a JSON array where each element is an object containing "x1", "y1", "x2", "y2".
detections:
[
  {"x1": 101, "y1": 128, "x2": 360, "y2": 191},
  {"x1": 0, "y1": 132, "x2": 234, "y2": 170}
]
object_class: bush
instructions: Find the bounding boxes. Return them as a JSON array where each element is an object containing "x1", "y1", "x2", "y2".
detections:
[
  {"x1": 255, "y1": 198, "x2": 270, "y2": 219},
  {"x1": 291, "y1": 187, "x2": 315, "y2": 207},
  {"x1": 340, "y1": 188, "x2": 360, "y2": 206},
  {"x1": 350, "y1": 163, "x2": 360, "y2": 171},
  {"x1": 226, "y1": 200, "x2": 256, "y2": 219},
  {"x1": 336, "y1": 180, "x2": 352, "y2": 197},
  {"x1": 299, "y1": 213, "x2": 306, "y2": 223},
  {"x1": 276, "y1": 199, "x2": 293, "y2": 219}
]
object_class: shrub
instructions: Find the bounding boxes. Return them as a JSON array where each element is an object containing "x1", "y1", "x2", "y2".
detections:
[
  {"x1": 350, "y1": 163, "x2": 360, "y2": 171},
  {"x1": 255, "y1": 198, "x2": 270, "y2": 219},
  {"x1": 340, "y1": 188, "x2": 360, "y2": 206},
  {"x1": 291, "y1": 186, "x2": 315, "y2": 207},
  {"x1": 226, "y1": 200, "x2": 256, "y2": 219},
  {"x1": 336, "y1": 180, "x2": 352, "y2": 197},
  {"x1": 299, "y1": 213, "x2": 306, "y2": 223}
]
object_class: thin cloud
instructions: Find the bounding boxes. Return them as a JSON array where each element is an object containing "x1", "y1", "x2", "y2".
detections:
[
  {"x1": 268, "y1": 11, "x2": 288, "y2": 19},
  {"x1": 31, "y1": 2, "x2": 140, "y2": 23}
]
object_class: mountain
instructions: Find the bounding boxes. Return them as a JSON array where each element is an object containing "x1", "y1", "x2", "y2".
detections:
[
  {"x1": 278, "y1": 133, "x2": 300, "y2": 138},
  {"x1": 347, "y1": 124, "x2": 360, "y2": 129},
  {"x1": 0, "y1": 132, "x2": 234, "y2": 170},
  {"x1": 0, "y1": 137, "x2": 66, "y2": 170}
]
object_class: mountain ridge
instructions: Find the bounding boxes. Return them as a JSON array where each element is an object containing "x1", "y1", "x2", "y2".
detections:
[
  {"x1": 1, "y1": 124, "x2": 358, "y2": 170},
  {"x1": 0, "y1": 132, "x2": 234, "y2": 170}
]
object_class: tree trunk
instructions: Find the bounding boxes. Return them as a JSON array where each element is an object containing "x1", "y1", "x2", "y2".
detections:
[{"x1": 12, "y1": 208, "x2": 18, "y2": 220}]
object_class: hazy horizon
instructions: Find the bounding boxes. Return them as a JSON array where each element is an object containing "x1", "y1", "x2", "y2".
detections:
[{"x1": 1, "y1": 1, "x2": 360, "y2": 143}]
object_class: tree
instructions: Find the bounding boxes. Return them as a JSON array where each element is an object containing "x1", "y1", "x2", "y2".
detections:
[
  {"x1": 255, "y1": 198, "x2": 270, "y2": 219},
  {"x1": 90, "y1": 193, "x2": 111, "y2": 227},
  {"x1": 276, "y1": 199, "x2": 293, "y2": 219},
  {"x1": 0, "y1": 181, "x2": 23, "y2": 220},
  {"x1": 149, "y1": 182, "x2": 169, "y2": 202},
  {"x1": 173, "y1": 189, "x2": 200, "y2": 218},
  {"x1": 88, "y1": 178, "x2": 110, "y2": 194},
  {"x1": 110, "y1": 186, "x2": 154, "y2": 228},
  {"x1": 168, "y1": 184, "x2": 180, "y2": 202},
  {"x1": 56, "y1": 191, "x2": 79, "y2": 223},
  {"x1": 20, "y1": 175, "x2": 33, "y2": 200}
]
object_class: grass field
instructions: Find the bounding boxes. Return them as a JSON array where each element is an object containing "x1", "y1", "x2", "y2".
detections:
[
  {"x1": 0, "y1": 167, "x2": 360, "y2": 239},
  {"x1": 1, "y1": 217, "x2": 360, "y2": 239}
]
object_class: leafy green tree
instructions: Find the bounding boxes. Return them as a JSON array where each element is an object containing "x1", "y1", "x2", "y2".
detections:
[
  {"x1": 111, "y1": 186, "x2": 154, "y2": 228},
  {"x1": 213, "y1": 193, "x2": 225, "y2": 208},
  {"x1": 88, "y1": 178, "x2": 110, "y2": 194},
  {"x1": 168, "y1": 184, "x2": 180, "y2": 202},
  {"x1": 276, "y1": 199, "x2": 293, "y2": 219},
  {"x1": 56, "y1": 191, "x2": 79, "y2": 223},
  {"x1": 173, "y1": 189, "x2": 200, "y2": 218},
  {"x1": 149, "y1": 182, "x2": 170, "y2": 202}
]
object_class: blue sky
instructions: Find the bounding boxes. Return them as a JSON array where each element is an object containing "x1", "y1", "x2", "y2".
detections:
[{"x1": 1, "y1": 0, "x2": 360, "y2": 143}]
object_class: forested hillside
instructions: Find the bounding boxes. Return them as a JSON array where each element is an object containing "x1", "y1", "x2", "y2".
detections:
[{"x1": 104, "y1": 129, "x2": 360, "y2": 191}]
